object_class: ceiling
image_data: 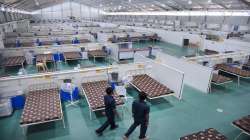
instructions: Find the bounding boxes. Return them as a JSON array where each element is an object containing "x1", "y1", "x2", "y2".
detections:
[{"x1": 0, "y1": 0, "x2": 250, "y2": 12}]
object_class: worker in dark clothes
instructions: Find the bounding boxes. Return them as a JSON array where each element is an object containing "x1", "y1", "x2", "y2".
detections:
[
  {"x1": 95, "y1": 87, "x2": 118, "y2": 136},
  {"x1": 123, "y1": 92, "x2": 150, "y2": 140}
]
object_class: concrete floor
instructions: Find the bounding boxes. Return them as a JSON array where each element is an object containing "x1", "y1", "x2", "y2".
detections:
[{"x1": 0, "y1": 78, "x2": 250, "y2": 140}]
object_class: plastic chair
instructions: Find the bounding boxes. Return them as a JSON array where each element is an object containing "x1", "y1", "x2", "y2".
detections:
[{"x1": 61, "y1": 83, "x2": 79, "y2": 107}]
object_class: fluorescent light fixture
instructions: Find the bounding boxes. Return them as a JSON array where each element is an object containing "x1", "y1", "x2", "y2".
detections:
[
  {"x1": 1, "y1": 5, "x2": 5, "y2": 11},
  {"x1": 34, "y1": 0, "x2": 40, "y2": 6},
  {"x1": 102, "y1": 10, "x2": 250, "y2": 16}
]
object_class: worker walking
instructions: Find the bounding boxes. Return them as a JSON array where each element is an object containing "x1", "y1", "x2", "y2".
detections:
[
  {"x1": 123, "y1": 92, "x2": 150, "y2": 140},
  {"x1": 95, "y1": 87, "x2": 118, "y2": 136}
]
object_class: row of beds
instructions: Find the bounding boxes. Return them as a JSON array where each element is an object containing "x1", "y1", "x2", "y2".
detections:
[
  {"x1": 1, "y1": 50, "x2": 108, "y2": 70},
  {"x1": 20, "y1": 74, "x2": 174, "y2": 133},
  {"x1": 4, "y1": 39, "x2": 90, "y2": 48},
  {"x1": 210, "y1": 62, "x2": 250, "y2": 90},
  {"x1": 19, "y1": 73, "x2": 250, "y2": 139}
]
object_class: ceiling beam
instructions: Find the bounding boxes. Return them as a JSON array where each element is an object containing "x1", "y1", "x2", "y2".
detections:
[
  {"x1": 240, "y1": 0, "x2": 250, "y2": 7},
  {"x1": 212, "y1": 0, "x2": 228, "y2": 9}
]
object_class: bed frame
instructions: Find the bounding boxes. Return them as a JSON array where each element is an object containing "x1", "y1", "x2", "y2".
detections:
[
  {"x1": 88, "y1": 50, "x2": 107, "y2": 63},
  {"x1": 216, "y1": 64, "x2": 250, "y2": 86},
  {"x1": 129, "y1": 74, "x2": 174, "y2": 100},
  {"x1": 179, "y1": 128, "x2": 227, "y2": 140},
  {"x1": 209, "y1": 73, "x2": 233, "y2": 92},
  {"x1": 232, "y1": 115, "x2": 250, "y2": 140},
  {"x1": 80, "y1": 76, "x2": 124, "y2": 119},
  {"x1": 3, "y1": 56, "x2": 26, "y2": 69},
  {"x1": 20, "y1": 83, "x2": 65, "y2": 135},
  {"x1": 36, "y1": 54, "x2": 54, "y2": 63},
  {"x1": 63, "y1": 52, "x2": 82, "y2": 62}
]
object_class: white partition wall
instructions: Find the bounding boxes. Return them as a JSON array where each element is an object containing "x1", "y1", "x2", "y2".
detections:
[
  {"x1": 0, "y1": 66, "x2": 118, "y2": 97},
  {"x1": 156, "y1": 52, "x2": 213, "y2": 93},
  {"x1": 134, "y1": 53, "x2": 185, "y2": 99}
]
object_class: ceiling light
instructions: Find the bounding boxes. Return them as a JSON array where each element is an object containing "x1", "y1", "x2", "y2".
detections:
[
  {"x1": 1, "y1": 5, "x2": 5, "y2": 11},
  {"x1": 129, "y1": 0, "x2": 132, "y2": 3},
  {"x1": 188, "y1": 0, "x2": 192, "y2": 4},
  {"x1": 208, "y1": 0, "x2": 212, "y2": 3},
  {"x1": 34, "y1": 0, "x2": 40, "y2": 6},
  {"x1": 161, "y1": 4, "x2": 166, "y2": 7},
  {"x1": 151, "y1": 4, "x2": 154, "y2": 7}
]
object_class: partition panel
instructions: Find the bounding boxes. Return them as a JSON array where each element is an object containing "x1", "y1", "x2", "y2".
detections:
[
  {"x1": 134, "y1": 53, "x2": 184, "y2": 99},
  {"x1": 156, "y1": 52, "x2": 213, "y2": 93}
]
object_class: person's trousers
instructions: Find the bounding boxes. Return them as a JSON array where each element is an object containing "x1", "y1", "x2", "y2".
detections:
[
  {"x1": 125, "y1": 121, "x2": 148, "y2": 139},
  {"x1": 96, "y1": 113, "x2": 115, "y2": 133}
]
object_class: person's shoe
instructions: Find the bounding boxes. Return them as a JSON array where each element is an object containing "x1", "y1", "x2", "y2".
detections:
[
  {"x1": 123, "y1": 135, "x2": 129, "y2": 140},
  {"x1": 110, "y1": 125, "x2": 119, "y2": 130},
  {"x1": 139, "y1": 136, "x2": 149, "y2": 140},
  {"x1": 95, "y1": 130, "x2": 103, "y2": 136}
]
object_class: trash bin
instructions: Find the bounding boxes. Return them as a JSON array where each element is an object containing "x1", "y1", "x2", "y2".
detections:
[{"x1": 11, "y1": 90, "x2": 25, "y2": 110}]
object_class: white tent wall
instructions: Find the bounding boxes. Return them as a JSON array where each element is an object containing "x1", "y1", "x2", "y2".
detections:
[
  {"x1": 103, "y1": 15, "x2": 250, "y2": 29},
  {"x1": 120, "y1": 25, "x2": 203, "y2": 47},
  {"x1": 0, "y1": 43, "x2": 103, "y2": 57},
  {"x1": 224, "y1": 17, "x2": 249, "y2": 25},
  {"x1": 32, "y1": 2, "x2": 100, "y2": 20},
  {"x1": 156, "y1": 52, "x2": 213, "y2": 93},
  {"x1": 204, "y1": 39, "x2": 250, "y2": 53},
  {"x1": 0, "y1": 33, "x2": 4, "y2": 49},
  {"x1": 134, "y1": 53, "x2": 185, "y2": 99},
  {"x1": 0, "y1": 66, "x2": 118, "y2": 97},
  {"x1": 0, "y1": 20, "x2": 30, "y2": 34},
  {"x1": 0, "y1": 63, "x2": 153, "y2": 97}
]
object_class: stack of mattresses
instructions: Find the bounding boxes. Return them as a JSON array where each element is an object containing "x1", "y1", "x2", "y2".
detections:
[
  {"x1": 88, "y1": 50, "x2": 107, "y2": 58},
  {"x1": 211, "y1": 74, "x2": 232, "y2": 84},
  {"x1": 216, "y1": 64, "x2": 250, "y2": 77},
  {"x1": 81, "y1": 81, "x2": 123, "y2": 110},
  {"x1": 20, "y1": 88, "x2": 62, "y2": 126},
  {"x1": 180, "y1": 128, "x2": 227, "y2": 140},
  {"x1": 36, "y1": 54, "x2": 54, "y2": 62},
  {"x1": 204, "y1": 49, "x2": 219, "y2": 55},
  {"x1": 64, "y1": 52, "x2": 82, "y2": 60},
  {"x1": 3, "y1": 56, "x2": 26, "y2": 67},
  {"x1": 131, "y1": 74, "x2": 174, "y2": 99},
  {"x1": 233, "y1": 115, "x2": 250, "y2": 134}
]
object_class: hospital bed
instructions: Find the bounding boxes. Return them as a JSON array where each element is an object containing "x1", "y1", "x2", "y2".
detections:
[
  {"x1": 88, "y1": 50, "x2": 107, "y2": 63},
  {"x1": 232, "y1": 115, "x2": 250, "y2": 140},
  {"x1": 3, "y1": 56, "x2": 26, "y2": 69},
  {"x1": 180, "y1": 128, "x2": 227, "y2": 140},
  {"x1": 63, "y1": 52, "x2": 82, "y2": 62},
  {"x1": 20, "y1": 83, "x2": 65, "y2": 134},
  {"x1": 81, "y1": 78, "x2": 123, "y2": 119},
  {"x1": 216, "y1": 64, "x2": 250, "y2": 86},
  {"x1": 130, "y1": 74, "x2": 174, "y2": 99}
]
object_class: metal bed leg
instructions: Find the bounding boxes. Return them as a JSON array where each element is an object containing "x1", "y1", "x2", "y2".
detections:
[
  {"x1": 237, "y1": 76, "x2": 240, "y2": 87},
  {"x1": 234, "y1": 132, "x2": 243, "y2": 140},
  {"x1": 89, "y1": 109, "x2": 92, "y2": 120},
  {"x1": 22, "y1": 126, "x2": 27, "y2": 135},
  {"x1": 62, "y1": 118, "x2": 66, "y2": 128}
]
